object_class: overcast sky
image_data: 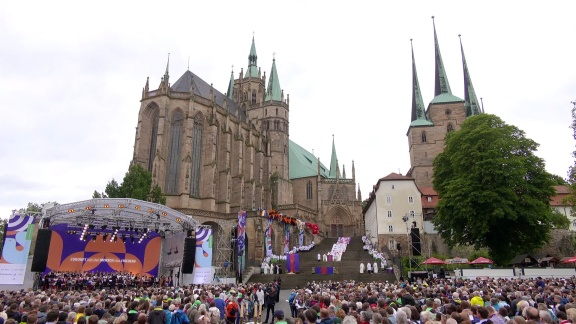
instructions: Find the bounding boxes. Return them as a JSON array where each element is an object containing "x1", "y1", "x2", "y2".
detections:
[{"x1": 1, "y1": 1, "x2": 575, "y2": 218}]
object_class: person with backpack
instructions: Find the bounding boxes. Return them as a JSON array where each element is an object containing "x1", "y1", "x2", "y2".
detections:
[
  {"x1": 288, "y1": 290, "x2": 297, "y2": 318},
  {"x1": 148, "y1": 298, "x2": 167, "y2": 324},
  {"x1": 225, "y1": 298, "x2": 239, "y2": 324},
  {"x1": 172, "y1": 305, "x2": 190, "y2": 324}
]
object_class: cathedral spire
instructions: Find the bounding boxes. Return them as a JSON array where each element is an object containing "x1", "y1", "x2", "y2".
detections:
[
  {"x1": 410, "y1": 39, "x2": 433, "y2": 127},
  {"x1": 227, "y1": 67, "x2": 235, "y2": 100},
  {"x1": 164, "y1": 53, "x2": 170, "y2": 84},
  {"x1": 245, "y1": 36, "x2": 259, "y2": 78},
  {"x1": 460, "y1": 35, "x2": 481, "y2": 116},
  {"x1": 329, "y1": 135, "x2": 340, "y2": 179},
  {"x1": 433, "y1": 17, "x2": 452, "y2": 97},
  {"x1": 265, "y1": 56, "x2": 282, "y2": 101}
]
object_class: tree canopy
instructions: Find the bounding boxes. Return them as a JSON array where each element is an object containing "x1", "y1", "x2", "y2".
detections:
[
  {"x1": 95, "y1": 164, "x2": 166, "y2": 205},
  {"x1": 432, "y1": 114, "x2": 556, "y2": 265}
]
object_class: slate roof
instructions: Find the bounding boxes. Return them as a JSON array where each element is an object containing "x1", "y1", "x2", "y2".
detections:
[{"x1": 171, "y1": 70, "x2": 246, "y2": 122}]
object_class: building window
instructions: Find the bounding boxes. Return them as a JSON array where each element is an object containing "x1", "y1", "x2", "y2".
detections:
[
  {"x1": 410, "y1": 210, "x2": 415, "y2": 217},
  {"x1": 306, "y1": 180, "x2": 313, "y2": 200},
  {"x1": 276, "y1": 108, "x2": 278, "y2": 115},
  {"x1": 427, "y1": 196, "x2": 432, "y2": 202},
  {"x1": 388, "y1": 225, "x2": 393, "y2": 232},
  {"x1": 251, "y1": 91, "x2": 256, "y2": 105},
  {"x1": 421, "y1": 131, "x2": 427, "y2": 143},
  {"x1": 265, "y1": 109, "x2": 267, "y2": 116},
  {"x1": 147, "y1": 105, "x2": 160, "y2": 173},
  {"x1": 386, "y1": 196, "x2": 392, "y2": 204},
  {"x1": 388, "y1": 239, "x2": 396, "y2": 250},
  {"x1": 190, "y1": 115, "x2": 203, "y2": 197},
  {"x1": 447, "y1": 123, "x2": 454, "y2": 132},
  {"x1": 392, "y1": 185, "x2": 395, "y2": 190},
  {"x1": 408, "y1": 196, "x2": 414, "y2": 203},
  {"x1": 387, "y1": 210, "x2": 392, "y2": 218},
  {"x1": 165, "y1": 110, "x2": 184, "y2": 194}
]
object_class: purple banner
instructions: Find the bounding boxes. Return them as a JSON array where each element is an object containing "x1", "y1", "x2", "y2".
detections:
[
  {"x1": 45, "y1": 224, "x2": 160, "y2": 277},
  {"x1": 284, "y1": 222, "x2": 290, "y2": 254},
  {"x1": 237, "y1": 211, "x2": 246, "y2": 274},
  {"x1": 287, "y1": 253, "x2": 299, "y2": 273},
  {"x1": 265, "y1": 214, "x2": 273, "y2": 257}
]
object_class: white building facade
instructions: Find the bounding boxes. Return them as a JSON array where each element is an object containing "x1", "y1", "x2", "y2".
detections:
[{"x1": 363, "y1": 173, "x2": 424, "y2": 254}]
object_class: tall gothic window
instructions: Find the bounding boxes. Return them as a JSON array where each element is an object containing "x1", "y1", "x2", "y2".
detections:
[
  {"x1": 421, "y1": 131, "x2": 427, "y2": 143},
  {"x1": 165, "y1": 110, "x2": 184, "y2": 194},
  {"x1": 147, "y1": 104, "x2": 160, "y2": 173},
  {"x1": 190, "y1": 115, "x2": 203, "y2": 197},
  {"x1": 251, "y1": 90, "x2": 256, "y2": 105},
  {"x1": 447, "y1": 123, "x2": 454, "y2": 132},
  {"x1": 306, "y1": 180, "x2": 313, "y2": 200}
]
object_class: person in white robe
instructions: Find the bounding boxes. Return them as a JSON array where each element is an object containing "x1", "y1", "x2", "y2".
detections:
[
  {"x1": 318, "y1": 253, "x2": 321, "y2": 262},
  {"x1": 264, "y1": 263, "x2": 270, "y2": 274},
  {"x1": 360, "y1": 263, "x2": 365, "y2": 274},
  {"x1": 366, "y1": 262, "x2": 372, "y2": 273},
  {"x1": 373, "y1": 262, "x2": 378, "y2": 274},
  {"x1": 323, "y1": 253, "x2": 327, "y2": 262}
]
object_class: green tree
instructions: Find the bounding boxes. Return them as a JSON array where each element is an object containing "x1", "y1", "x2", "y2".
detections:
[
  {"x1": 565, "y1": 101, "x2": 576, "y2": 215},
  {"x1": 551, "y1": 174, "x2": 568, "y2": 186},
  {"x1": 432, "y1": 114, "x2": 556, "y2": 265},
  {"x1": 97, "y1": 164, "x2": 166, "y2": 205}
]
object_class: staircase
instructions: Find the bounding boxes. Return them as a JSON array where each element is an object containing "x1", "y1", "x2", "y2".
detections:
[{"x1": 248, "y1": 237, "x2": 397, "y2": 288}]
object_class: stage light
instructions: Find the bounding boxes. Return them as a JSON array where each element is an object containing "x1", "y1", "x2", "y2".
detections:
[
  {"x1": 135, "y1": 205, "x2": 141, "y2": 210},
  {"x1": 118, "y1": 204, "x2": 124, "y2": 208},
  {"x1": 162, "y1": 212, "x2": 167, "y2": 217},
  {"x1": 68, "y1": 209, "x2": 75, "y2": 213}
]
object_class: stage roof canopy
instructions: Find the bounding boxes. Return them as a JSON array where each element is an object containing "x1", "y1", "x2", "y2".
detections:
[{"x1": 41, "y1": 198, "x2": 198, "y2": 236}]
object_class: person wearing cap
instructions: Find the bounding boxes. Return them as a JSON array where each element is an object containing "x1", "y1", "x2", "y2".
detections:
[{"x1": 273, "y1": 310, "x2": 286, "y2": 324}]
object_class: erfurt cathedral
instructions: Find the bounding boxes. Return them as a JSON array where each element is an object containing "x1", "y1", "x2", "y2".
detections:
[{"x1": 132, "y1": 37, "x2": 364, "y2": 273}]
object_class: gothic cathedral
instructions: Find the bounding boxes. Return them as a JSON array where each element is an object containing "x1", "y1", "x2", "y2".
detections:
[{"x1": 132, "y1": 37, "x2": 364, "y2": 271}]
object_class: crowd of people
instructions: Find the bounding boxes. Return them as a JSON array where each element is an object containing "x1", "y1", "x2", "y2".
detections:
[
  {"x1": 2, "y1": 273, "x2": 576, "y2": 324},
  {"x1": 39, "y1": 272, "x2": 172, "y2": 291}
]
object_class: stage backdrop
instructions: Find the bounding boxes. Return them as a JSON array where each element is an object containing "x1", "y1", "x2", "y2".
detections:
[
  {"x1": 45, "y1": 224, "x2": 160, "y2": 277},
  {"x1": 0, "y1": 215, "x2": 35, "y2": 284}
]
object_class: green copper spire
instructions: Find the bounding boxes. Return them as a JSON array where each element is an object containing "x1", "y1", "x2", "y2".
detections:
[
  {"x1": 227, "y1": 68, "x2": 234, "y2": 100},
  {"x1": 265, "y1": 58, "x2": 282, "y2": 101},
  {"x1": 329, "y1": 136, "x2": 340, "y2": 179},
  {"x1": 245, "y1": 37, "x2": 259, "y2": 78},
  {"x1": 433, "y1": 17, "x2": 452, "y2": 97},
  {"x1": 460, "y1": 35, "x2": 481, "y2": 116},
  {"x1": 410, "y1": 39, "x2": 433, "y2": 127}
]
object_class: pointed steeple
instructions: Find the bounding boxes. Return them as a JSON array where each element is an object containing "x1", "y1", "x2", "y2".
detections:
[
  {"x1": 430, "y1": 17, "x2": 462, "y2": 104},
  {"x1": 410, "y1": 39, "x2": 433, "y2": 127},
  {"x1": 329, "y1": 135, "x2": 340, "y2": 179},
  {"x1": 433, "y1": 17, "x2": 452, "y2": 96},
  {"x1": 460, "y1": 35, "x2": 481, "y2": 116},
  {"x1": 342, "y1": 164, "x2": 346, "y2": 179},
  {"x1": 164, "y1": 53, "x2": 170, "y2": 84},
  {"x1": 245, "y1": 37, "x2": 259, "y2": 78},
  {"x1": 265, "y1": 57, "x2": 282, "y2": 101},
  {"x1": 352, "y1": 160, "x2": 356, "y2": 181},
  {"x1": 227, "y1": 67, "x2": 235, "y2": 100}
]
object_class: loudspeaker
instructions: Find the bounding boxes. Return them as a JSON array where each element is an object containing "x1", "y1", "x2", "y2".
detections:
[
  {"x1": 181, "y1": 237, "x2": 196, "y2": 274},
  {"x1": 410, "y1": 228, "x2": 421, "y2": 256},
  {"x1": 31, "y1": 229, "x2": 52, "y2": 272}
]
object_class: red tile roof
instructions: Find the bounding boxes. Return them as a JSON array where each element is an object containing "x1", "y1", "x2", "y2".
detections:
[{"x1": 551, "y1": 185, "x2": 570, "y2": 206}]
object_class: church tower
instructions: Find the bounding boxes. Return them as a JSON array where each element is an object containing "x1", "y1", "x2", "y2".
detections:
[
  {"x1": 407, "y1": 18, "x2": 481, "y2": 188},
  {"x1": 231, "y1": 38, "x2": 292, "y2": 208}
]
